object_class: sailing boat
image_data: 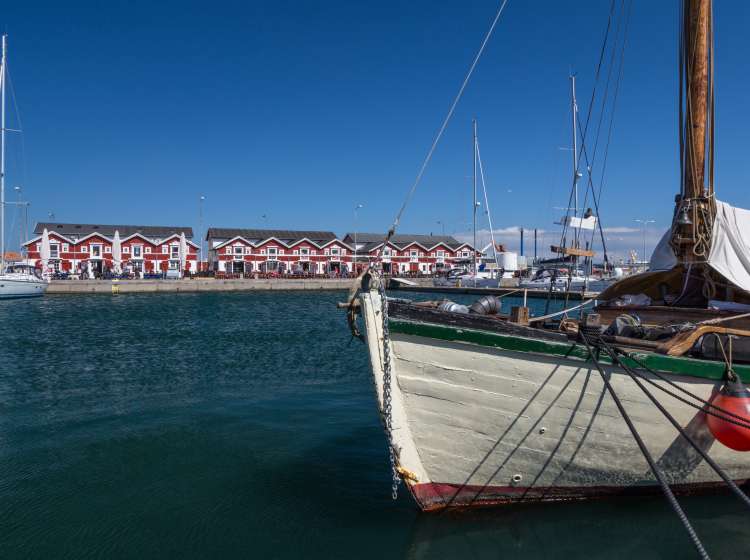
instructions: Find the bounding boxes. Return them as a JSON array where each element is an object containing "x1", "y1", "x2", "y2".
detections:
[
  {"x1": 0, "y1": 34, "x2": 47, "y2": 299},
  {"x1": 352, "y1": 0, "x2": 750, "y2": 511}
]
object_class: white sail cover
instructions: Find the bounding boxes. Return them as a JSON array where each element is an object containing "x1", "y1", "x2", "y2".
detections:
[
  {"x1": 650, "y1": 199, "x2": 750, "y2": 292},
  {"x1": 179, "y1": 232, "x2": 188, "y2": 277}
]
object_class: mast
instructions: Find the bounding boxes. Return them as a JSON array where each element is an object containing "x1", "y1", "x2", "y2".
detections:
[
  {"x1": 570, "y1": 75, "x2": 579, "y2": 222},
  {"x1": 1, "y1": 34, "x2": 6, "y2": 273},
  {"x1": 472, "y1": 118, "x2": 478, "y2": 282},
  {"x1": 674, "y1": 0, "x2": 714, "y2": 263}
]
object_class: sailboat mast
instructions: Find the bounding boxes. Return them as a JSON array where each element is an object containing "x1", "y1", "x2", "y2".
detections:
[
  {"x1": 674, "y1": 0, "x2": 714, "y2": 264},
  {"x1": 0, "y1": 34, "x2": 6, "y2": 272},
  {"x1": 472, "y1": 118, "x2": 478, "y2": 280},
  {"x1": 683, "y1": 0, "x2": 711, "y2": 201},
  {"x1": 570, "y1": 75, "x2": 579, "y2": 221}
]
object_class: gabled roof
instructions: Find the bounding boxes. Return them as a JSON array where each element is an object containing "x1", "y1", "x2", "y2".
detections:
[
  {"x1": 34, "y1": 222, "x2": 194, "y2": 239},
  {"x1": 342, "y1": 232, "x2": 466, "y2": 252},
  {"x1": 207, "y1": 228, "x2": 336, "y2": 245}
]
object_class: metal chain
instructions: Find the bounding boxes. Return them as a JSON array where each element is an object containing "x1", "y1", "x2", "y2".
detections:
[{"x1": 377, "y1": 272, "x2": 401, "y2": 500}]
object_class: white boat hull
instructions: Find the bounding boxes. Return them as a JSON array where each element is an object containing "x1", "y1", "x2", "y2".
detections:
[
  {"x1": 360, "y1": 290, "x2": 750, "y2": 510},
  {"x1": 0, "y1": 274, "x2": 48, "y2": 299}
]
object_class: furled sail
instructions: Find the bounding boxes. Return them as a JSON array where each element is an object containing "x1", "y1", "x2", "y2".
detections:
[{"x1": 651, "y1": 200, "x2": 750, "y2": 293}]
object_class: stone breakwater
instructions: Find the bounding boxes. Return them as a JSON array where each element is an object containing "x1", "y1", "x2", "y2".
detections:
[{"x1": 46, "y1": 278, "x2": 357, "y2": 294}]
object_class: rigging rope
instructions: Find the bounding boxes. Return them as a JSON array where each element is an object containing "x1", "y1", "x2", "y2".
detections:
[
  {"x1": 594, "y1": 339, "x2": 750, "y2": 511},
  {"x1": 380, "y1": 0, "x2": 511, "y2": 250},
  {"x1": 579, "y1": 333, "x2": 710, "y2": 560},
  {"x1": 475, "y1": 138, "x2": 500, "y2": 270}
]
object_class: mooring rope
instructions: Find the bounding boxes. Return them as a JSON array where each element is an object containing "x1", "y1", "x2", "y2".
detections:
[
  {"x1": 579, "y1": 333, "x2": 710, "y2": 560},
  {"x1": 379, "y1": 0, "x2": 511, "y2": 252}
]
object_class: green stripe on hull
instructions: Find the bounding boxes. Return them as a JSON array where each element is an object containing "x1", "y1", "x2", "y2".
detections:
[{"x1": 389, "y1": 319, "x2": 750, "y2": 383}]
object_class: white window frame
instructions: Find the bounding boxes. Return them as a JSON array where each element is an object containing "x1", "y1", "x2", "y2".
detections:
[
  {"x1": 267, "y1": 247, "x2": 278, "y2": 259},
  {"x1": 81, "y1": 246, "x2": 88, "y2": 253},
  {"x1": 132, "y1": 245, "x2": 143, "y2": 259},
  {"x1": 49, "y1": 243, "x2": 60, "y2": 259},
  {"x1": 123, "y1": 246, "x2": 130, "y2": 254},
  {"x1": 170, "y1": 245, "x2": 180, "y2": 259},
  {"x1": 105, "y1": 246, "x2": 112, "y2": 253},
  {"x1": 162, "y1": 245, "x2": 169, "y2": 254},
  {"x1": 62, "y1": 243, "x2": 69, "y2": 252},
  {"x1": 145, "y1": 247, "x2": 152, "y2": 254},
  {"x1": 233, "y1": 246, "x2": 244, "y2": 260}
]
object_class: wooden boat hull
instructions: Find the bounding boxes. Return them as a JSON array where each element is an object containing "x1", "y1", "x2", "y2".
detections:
[{"x1": 359, "y1": 290, "x2": 750, "y2": 511}]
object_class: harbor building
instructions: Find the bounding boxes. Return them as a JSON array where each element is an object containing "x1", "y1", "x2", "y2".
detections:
[
  {"x1": 206, "y1": 228, "x2": 354, "y2": 274},
  {"x1": 23, "y1": 223, "x2": 199, "y2": 276},
  {"x1": 342, "y1": 233, "x2": 476, "y2": 274}
]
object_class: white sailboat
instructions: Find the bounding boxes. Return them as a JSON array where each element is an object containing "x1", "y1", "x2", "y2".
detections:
[
  {"x1": 350, "y1": 1, "x2": 750, "y2": 519},
  {"x1": 0, "y1": 34, "x2": 47, "y2": 299}
]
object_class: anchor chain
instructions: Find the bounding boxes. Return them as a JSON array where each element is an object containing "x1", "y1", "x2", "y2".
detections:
[{"x1": 377, "y1": 274, "x2": 402, "y2": 500}]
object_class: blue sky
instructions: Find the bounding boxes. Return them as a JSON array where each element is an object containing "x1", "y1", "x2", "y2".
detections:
[{"x1": 2, "y1": 1, "x2": 750, "y2": 260}]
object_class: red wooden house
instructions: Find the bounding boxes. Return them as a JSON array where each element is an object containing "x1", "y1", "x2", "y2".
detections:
[
  {"x1": 23, "y1": 223, "x2": 199, "y2": 276},
  {"x1": 206, "y1": 228, "x2": 354, "y2": 275}
]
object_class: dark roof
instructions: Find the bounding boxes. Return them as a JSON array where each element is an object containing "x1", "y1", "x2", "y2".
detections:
[
  {"x1": 34, "y1": 222, "x2": 194, "y2": 239},
  {"x1": 206, "y1": 228, "x2": 337, "y2": 244},
  {"x1": 342, "y1": 232, "x2": 466, "y2": 250}
]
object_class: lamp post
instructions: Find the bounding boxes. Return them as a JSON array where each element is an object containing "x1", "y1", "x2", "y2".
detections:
[
  {"x1": 354, "y1": 203, "x2": 363, "y2": 274},
  {"x1": 198, "y1": 195, "x2": 206, "y2": 272},
  {"x1": 634, "y1": 218, "x2": 655, "y2": 269}
]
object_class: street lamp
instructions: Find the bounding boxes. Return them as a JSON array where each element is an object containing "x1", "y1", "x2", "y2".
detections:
[
  {"x1": 199, "y1": 195, "x2": 206, "y2": 271},
  {"x1": 354, "y1": 203, "x2": 364, "y2": 274},
  {"x1": 634, "y1": 218, "x2": 655, "y2": 268}
]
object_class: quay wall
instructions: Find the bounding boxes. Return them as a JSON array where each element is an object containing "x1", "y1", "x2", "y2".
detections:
[{"x1": 46, "y1": 278, "x2": 357, "y2": 294}]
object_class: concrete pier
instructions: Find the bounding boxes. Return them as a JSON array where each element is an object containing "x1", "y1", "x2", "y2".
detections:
[{"x1": 47, "y1": 278, "x2": 356, "y2": 294}]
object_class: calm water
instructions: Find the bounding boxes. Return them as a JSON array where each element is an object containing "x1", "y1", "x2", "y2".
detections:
[{"x1": 1, "y1": 291, "x2": 747, "y2": 559}]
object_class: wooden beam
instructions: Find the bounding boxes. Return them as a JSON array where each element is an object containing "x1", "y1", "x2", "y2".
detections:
[{"x1": 550, "y1": 245, "x2": 595, "y2": 258}]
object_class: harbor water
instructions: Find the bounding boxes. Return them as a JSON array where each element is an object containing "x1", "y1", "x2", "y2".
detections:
[{"x1": 1, "y1": 291, "x2": 747, "y2": 559}]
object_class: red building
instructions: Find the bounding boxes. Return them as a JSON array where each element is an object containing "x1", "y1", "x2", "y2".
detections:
[
  {"x1": 342, "y1": 233, "x2": 476, "y2": 274},
  {"x1": 207, "y1": 228, "x2": 354, "y2": 275},
  {"x1": 23, "y1": 223, "x2": 199, "y2": 276}
]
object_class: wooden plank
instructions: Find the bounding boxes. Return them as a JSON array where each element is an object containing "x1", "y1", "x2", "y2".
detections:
[{"x1": 550, "y1": 245, "x2": 595, "y2": 257}]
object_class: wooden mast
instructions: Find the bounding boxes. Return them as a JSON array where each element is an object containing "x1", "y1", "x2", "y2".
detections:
[{"x1": 674, "y1": 0, "x2": 714, "y2": 263}]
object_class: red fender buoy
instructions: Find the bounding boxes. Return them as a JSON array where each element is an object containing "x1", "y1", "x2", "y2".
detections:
[{"x1": 706, "y1": 376, "x2": 750, "y2": 452}]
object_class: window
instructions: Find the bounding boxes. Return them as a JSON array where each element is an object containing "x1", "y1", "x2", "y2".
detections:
[
  {"x1": 81, "y1": 246, "x2": 88, "y2": 253},
  {"x1": 145, "y1": 247, "x2": 152, "y2": 254},
  {"x1": 310, "y1": 249, "x2": 316, "y2": 255},
  {"x1": 162, "y1": 246, "x2": 168, "y2": 254},
  {"x1": 168, "y1": 260, "x2": 179, "y2": 270},
  {"x1": 267, "y1": 247, "x2": 278, "y2": 259},
  {"x1": 278, "y1": 249, "x2": 284, "y2": 255},
  {"x1": 301, "y1": 248, "x2": 309, "y2": 256},
  {"x1": 293, "y1": 250, "x2": 299, "y2": 255},
  {"x1": 226, "y1": 247, "x2": 232, "y2": 254},
  {"x1": 62, "y1": 243, "x2": 69, "y2": 252},
  {"x1": 233, "y1": 246, "x2": 244, "y2": 260},
  {"x1": 171, "y1": 245, "x2": 180, "y2": 259},
  {"x1": 105, "y1": 246, "x2": 112, "y2": 253},
  {"x1": 36, "y1": 243, "x2": 40, "y2": 252},
  {"x1": 132, "y1": 246, "x2": 142, "y2": 258},
  {"x1": 50, "y1": 244, "x2": 60, "y2": 259},
  {"x1": 123, "y1": 246, "x2": 130, "y2": 254},
  {"x1": 331, "y1": 248, "x2": 339, "y2": 256},
  {"x1": 410, "y1": 250, "x2": 418, "y2": 259},
  {"x1": 324, "y1": 249, "x2": 329, "y2": 255},
  {"x1": 437, "y1": 250, "x2": 445, "y2": 258}
]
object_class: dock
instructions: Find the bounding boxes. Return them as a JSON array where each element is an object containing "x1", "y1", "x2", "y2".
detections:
[
  {"x1": 387, "y1": 281, "x2": 599, "y2": 301},
  {"x1": 46, "y1": 278, "x2": 356, "y2": 294}
]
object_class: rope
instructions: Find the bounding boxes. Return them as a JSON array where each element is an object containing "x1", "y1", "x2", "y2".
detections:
[
  {"x1": 613, "y1": 347, "x2": 750, "y2": 430},
  {"x1": 380, "y1": 0, "x2": 511, "y2": 251},
  {"x1": 579, "y1": 333, "x2": 710, "y2": 560},
  {"x1": 475, "y1": 138, "x2": 500, "y2": 270},
  {"x1": 528, "y1": 299, "x2": 594, "y2": 323},
  {"x1": 595, "y1": 337, "x2": 750, "y2": 512}
]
